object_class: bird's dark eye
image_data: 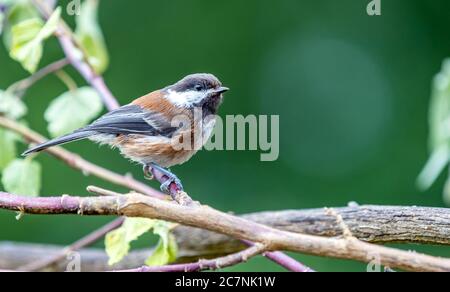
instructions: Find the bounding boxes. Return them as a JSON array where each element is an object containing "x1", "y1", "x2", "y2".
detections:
[{"x1": 195, "y1": 84, "x2": 203, "y2": 91}]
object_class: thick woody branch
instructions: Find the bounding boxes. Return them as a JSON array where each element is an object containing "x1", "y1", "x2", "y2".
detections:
[
  {"x1": 1, "y1": 192, "x2": 449, "y2": 272},
  {"x1": 172, "y1": 205, "x2": 450, "y2": 258},
  {"x1": 2, "y1": 205, "x2": 449, "y2": 271}
]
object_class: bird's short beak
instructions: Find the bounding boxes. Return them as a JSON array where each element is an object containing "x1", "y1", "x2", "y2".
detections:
[{"x1": 215, "y1": 87, "x2": 230, "y2": 94}]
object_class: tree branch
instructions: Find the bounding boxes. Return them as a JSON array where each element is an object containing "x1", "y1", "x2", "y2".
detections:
[
  {"x1": 9, "y1": 59, "x2": 70, "y2": 98},
  {"x1": 2, "y1": 205, "x2": 449, "y2": 271},
  {"x1": 171, "y1": 205, "x2": 450, "y2": 261},
  {"x1": 0, "y1": 116, "x2": 164, "y2": 199},
  {"x1": 0, "y1": 116, "x2": 308, "y2": 272},
  {"x1": 17, "y1": 217, "x2": 125, "y2": 272},
  {"x1": 32, "y1": 0, "x2": 120, "y2": 110},
  {"x1": 116, "y1": 244, "x2": 268, "y2": 272},
  {"x1": 1, "y1": 192, "x2": 449, "y2": 272}
]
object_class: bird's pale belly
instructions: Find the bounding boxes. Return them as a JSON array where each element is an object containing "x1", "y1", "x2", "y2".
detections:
[
  {"x1": 90, "y1": 118, "x2": 216, "y2": 168},
  {"x1": 115, "y1": 135, "x2": 198, "y2": 168}
]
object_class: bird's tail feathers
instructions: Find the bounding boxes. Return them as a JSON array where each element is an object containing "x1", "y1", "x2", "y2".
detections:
[{"x1": 22, "y1": 130, "x2": 96, "y2": 156}]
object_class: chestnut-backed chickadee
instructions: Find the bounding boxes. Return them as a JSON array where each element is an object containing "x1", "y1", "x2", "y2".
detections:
[{"x1": 23, "y1": 73, "x2": 229, "y2": 193}]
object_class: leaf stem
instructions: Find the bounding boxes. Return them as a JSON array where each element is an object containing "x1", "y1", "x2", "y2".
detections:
[
  {"x1": 55, "y1": 70, "x2": 78, "y2": 92},
  {"x1": 7, "y1": 59, "x2": 70, "y2": 98}
]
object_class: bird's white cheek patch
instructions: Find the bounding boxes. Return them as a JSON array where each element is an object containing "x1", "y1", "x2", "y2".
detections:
[{"x1": 165, "y1": 89, "x2": 207, "y2": 107}]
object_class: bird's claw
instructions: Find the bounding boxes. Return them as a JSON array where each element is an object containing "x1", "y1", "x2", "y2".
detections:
[
  {"x1": 160, "y1": 175, "x2": 184, "y2": 194},
  {"x1": 147, "y1": 163, "x2": 184, "y2": 195},
  {"x1": 143, "y1": 165, "x2": 154, "y2": 180}
]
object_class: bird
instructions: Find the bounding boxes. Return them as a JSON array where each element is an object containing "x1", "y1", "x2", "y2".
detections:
[{"x1": 23, "y1": 73, "x2": 229, "y2": 194}]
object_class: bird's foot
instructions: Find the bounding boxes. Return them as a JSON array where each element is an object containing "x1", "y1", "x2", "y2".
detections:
[
  {"x1": 160, "y1": 176, "x2": 184, "y2": 194},
  {"x1": 150, "y1": 163, "x2": 184, "y2": 194},
  {"x1": 143, "y1": 165, "x2": 154, "y2": 180}
]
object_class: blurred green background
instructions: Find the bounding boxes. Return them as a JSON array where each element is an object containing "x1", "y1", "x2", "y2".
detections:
[{"x1": 1, "y1": 0, "x2": 450, "y2": 271}]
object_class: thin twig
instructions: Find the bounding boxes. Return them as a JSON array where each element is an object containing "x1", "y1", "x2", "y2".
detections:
[
  {"x1": 18, "y1": 218, "x2": 125, "y2": 272},
  {"x1": 87, "y1": 185, "x2": 122, "y2": 197},
  {"x1": 115, "y1": 244, "x2": 267, "y2": 272},
  {"x1": 263, "y1": 251, "x2": 315, "y2": 272},
  {"x1": 240, "y1": 239, "x2": 314, "y2": 272},
  {"x1": 0, "y1": 116, "x2": 165, "y2": 199},
  {"x1": 8, "y1": 59, "x2": 70, "y2": 98},
  {"x1": 149, "y1": 167, "x2": 198, "y2": 206},
  {"x1": 32, "y1": 0, "x2": 120, "y2": 110},
  {"x1": 325, "y1": 208, "x2": 353, "y2": 239}
]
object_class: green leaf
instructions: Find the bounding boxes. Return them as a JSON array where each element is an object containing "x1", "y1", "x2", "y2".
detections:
[
  {"x1": 105, "y1": 218, "x2": 157, "y2": 266},
  {"x1": 417, "y1": 146, "x2": 449, "y2": 190},
  {"x1": 6, "y1": 1, "x2": 39, "y2": 25},
  {"x1": 9, "y1": 6, "x2": 60, "y2": 73},
  {"x1": 0, "y1": 89, "x2": 27, "y2": 119},
  {"x1": 145, "y1": 221, "x2": 178, "y2": 266},
  {"x1": 1, "y1": 158, "x2": 41, "y2": 196},
  {"x1": 75, "y1": 0, "x2": 109, "y2": 74},
  {"x1": 418, "y1": 59, "x2": 450, "y2": 190},
  {"x1": 2, "y1": 0, "x2": 40, "y2": 50},
  {"x1": 0, "y1": 128, "x2": 19, "y2": 171},
  {"x1": 44, "y1": 87, "x2": 103, "y2": 137},
  {"x1": 105, "y1": 218, "x2": 178, "y2": 267},
  {"x1": 429, "y1": 59, "x2": 450, "y2": 150}
]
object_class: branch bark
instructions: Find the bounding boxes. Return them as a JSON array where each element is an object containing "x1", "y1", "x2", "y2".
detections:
[
  {"x1": 1, "y1": 192, "x2": 449, "y2": 272},
  {"x1": 2, "y1": 205, "x2": 449, "y2": 271},
  {"x1": 115, "y1": 244, "x2": 268, "y2": 272}
]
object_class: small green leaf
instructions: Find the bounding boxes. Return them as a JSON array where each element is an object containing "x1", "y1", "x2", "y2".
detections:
[
  {"x1": 1, "y1": 158, "x2": 41, "y2": 196},
  {"x1": 2, "y1": 0, "x2": 41, "y2": 50},
  {"x1": 6, "y1": 1, "x2": 39, "y2": 26},
  {"x1": 0, "y1": 89, "x2": 27, "y2": 119},
  {"x1": 44, "y1": 87, "x2": 103, "y2": 137},
  {"x1": 417, "y1": 146, "x2": 449, "y2": 190},
  {"x1": 9, "y1": 6, "x2": 61, "y2": 73},
  {"x1": 429, "y1": 59, "x2": 450, "y2": 151},
  {"x1": 419, "y1": 59, "x2": 450, "y2": 190},
  {"x1": 105, "y1": 218, "x2": 156, "y2": 266},
  {"x1": 0, "y1": 128, "x2": 19, "y2": 171},
  {"x1": 145, "y1": 231, "x2": 178, "y2": 267},
  {"x1": 75, "y1": 0, "x2": 109, "y2": 74},
  {"x1": 105, "y1": 218, "x2": 178, "y2": 267}
]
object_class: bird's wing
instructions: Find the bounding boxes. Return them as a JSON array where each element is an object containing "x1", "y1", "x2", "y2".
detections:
[{"x1": 85, "y1": 104, "x2": 178, "y2": 137}]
